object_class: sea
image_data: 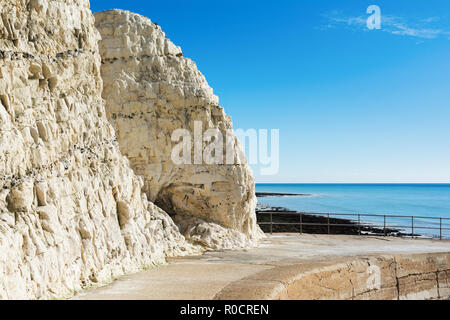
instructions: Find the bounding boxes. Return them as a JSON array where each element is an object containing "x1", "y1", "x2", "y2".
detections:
[{"x1": 255, "y1": 184, "x2": 450, "y2": 239}]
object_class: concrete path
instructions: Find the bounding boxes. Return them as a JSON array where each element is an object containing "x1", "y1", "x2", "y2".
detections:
[{"x1": 73, "y1": 234, "x2": 450, "y2": 300}]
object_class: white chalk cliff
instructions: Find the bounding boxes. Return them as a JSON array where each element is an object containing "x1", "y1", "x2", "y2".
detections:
[
  {"x1": 0, "y1": 1, "x2": 261, "y2": 300},
  {"x1": 94, "y1": 10, "x2": 263, "y2": 250},
  {"x1": 0, "y1": 0, "x2": 195, "y2": 300}
]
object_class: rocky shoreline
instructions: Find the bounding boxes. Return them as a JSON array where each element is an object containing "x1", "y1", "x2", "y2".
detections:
[
  {"x1": 255, "y1": 192, "x2": 312, "y2": 197},
  {"x1": 256, "y1": 201, "x2": 410, "y2": 237}
]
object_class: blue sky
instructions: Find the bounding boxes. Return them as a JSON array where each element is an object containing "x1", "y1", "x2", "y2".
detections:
[{"x1": 91, "y1": 0, "x2": 450, "y2": 183}]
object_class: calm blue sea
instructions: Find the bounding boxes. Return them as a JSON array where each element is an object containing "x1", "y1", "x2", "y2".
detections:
[{"x1": 256, "y1": 184, "x2": 450, "y2": 238}]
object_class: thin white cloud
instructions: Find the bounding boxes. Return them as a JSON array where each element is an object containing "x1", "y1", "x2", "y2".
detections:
[
  {"x1": 322, "y1": 11, "x2": 450, "y2": 40},
  {"x1": 420, "y1": 17, "x2": 440, "y2": 23}
]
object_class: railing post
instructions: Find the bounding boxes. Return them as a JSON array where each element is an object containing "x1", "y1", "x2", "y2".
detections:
[
  {"x1": 383, "y1": 215, "x2": 386, "y2": 237},
  {"x1": 270, "y1": 212, "x2": 273, "y2": 235},
  {"x1": 300, "y1": 212, "x2": 303, "y2": 235},
  {"x1": 440, "y1": 218, "x2": 442, "y2": 240},
  {"x1": 358, "y1": 214, "x2": 361, "y2": 236},
  {"x1": 411, "y1": 216, "x2": 414, "y2": 239},
  {"x1": 327, "y1": 213, "x2": 330, "y2": 235}
]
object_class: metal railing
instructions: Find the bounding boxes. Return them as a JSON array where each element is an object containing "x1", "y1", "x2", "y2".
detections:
[{"x1": 257, "y1": 211, "x2": 450, "y2": 240}]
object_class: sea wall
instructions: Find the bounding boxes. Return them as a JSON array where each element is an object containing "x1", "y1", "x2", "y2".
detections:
[{"x1": 214, "y1": 252, "x2": 450, "y2": 300}]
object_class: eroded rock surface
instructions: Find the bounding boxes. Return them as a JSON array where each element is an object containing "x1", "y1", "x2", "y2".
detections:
[
  {"x1": 94, "y1": 10, "x2": 263, "y2": 250},
  {"x1": 0, "y1": 0, "x2": 194, "y2": 300}
]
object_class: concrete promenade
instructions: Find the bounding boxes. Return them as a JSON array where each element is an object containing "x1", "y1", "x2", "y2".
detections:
[{"x1": 73, "y1": 234, "x2": 450, "y2": 300}]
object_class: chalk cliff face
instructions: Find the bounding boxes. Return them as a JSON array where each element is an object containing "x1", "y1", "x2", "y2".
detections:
[
  {"x1": 0, "y1": 0, "x2": 262, "y2": 299},
  {"x1": 94, "y1": 10, "x2": 263, "y2": 250},
  {"x1": 0, "y1": 0, "x2": 193, "y2": 300}
]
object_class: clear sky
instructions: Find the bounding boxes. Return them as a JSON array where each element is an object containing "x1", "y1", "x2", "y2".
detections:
[{"x1": 91, "y1": 0, "x2": 450, "y2": 183}]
